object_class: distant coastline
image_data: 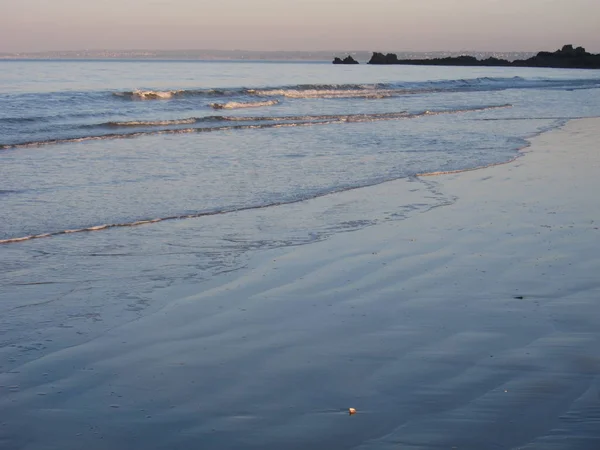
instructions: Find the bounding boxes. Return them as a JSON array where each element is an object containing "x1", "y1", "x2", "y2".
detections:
[
  {"x1": 0, "y1": 49, "x2": 536, "y2": 62},
  {"x1": 334, "y1": 45, "x2": 600, "y2": 69}
]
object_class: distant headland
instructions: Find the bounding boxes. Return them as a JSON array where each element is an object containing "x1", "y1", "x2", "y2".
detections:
[{"x1": 333, "y1": 45, "x2": 600, "y2": 69}]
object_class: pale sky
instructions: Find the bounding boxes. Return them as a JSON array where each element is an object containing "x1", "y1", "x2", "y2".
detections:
[{"x1": 1, "y1": 0, "x2": 599, "y2": 53}]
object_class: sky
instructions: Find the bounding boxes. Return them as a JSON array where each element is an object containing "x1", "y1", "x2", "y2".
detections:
[{"x1": 1, "y1": 0, "x2": 599, "y2": 53}]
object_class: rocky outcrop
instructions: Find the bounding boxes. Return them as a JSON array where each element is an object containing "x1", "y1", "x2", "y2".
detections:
[
  {"x1": 366, "y1": 45, "x2": 600, "y2": 69},
  {"x1": 513, "y1": 45, "x2": 600, "y2": 69},
  {"x1": 332, "y1": 55, "x2": 359, "y2": 65},
  {"x1": 369, "y1": 53, "x2": 509, "y2": 66},
  {"x1": 368, "y1": 52, "x2": 399, "y2": 65}
]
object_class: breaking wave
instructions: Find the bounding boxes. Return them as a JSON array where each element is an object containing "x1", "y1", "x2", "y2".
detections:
[
  {"x1": 113, "y1": 88, "x2": 237, "y2": 100},
  {"x1": 1, "y1": 104, "x2": 512, "y2": 149},
  {"x1": 110, "y1": 78, "x2": 600, "y2": 101},
  {"x1": 113, "y1": 89, "x2": 183, "y2": 100},
  {"x1": 210, "y1": 99, "x2": 280, "y2": 109}
]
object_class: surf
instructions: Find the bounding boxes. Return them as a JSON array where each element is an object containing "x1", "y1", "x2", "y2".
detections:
[
  {"x1": 0, "y1": 105, "x2": 512, "y2": 149},
  {"x1": 210, "y1": 99, "x2": 279, "y2": 109},
  {"x1": 109, "y1": 78, "x2": 600, "y2": 101}
]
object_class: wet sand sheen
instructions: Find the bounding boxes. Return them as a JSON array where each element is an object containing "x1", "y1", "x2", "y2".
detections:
[{"x1": 1, "y1": 118, "x2": 600, "y2": 449}]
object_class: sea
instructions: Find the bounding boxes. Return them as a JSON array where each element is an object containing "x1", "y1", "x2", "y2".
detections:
[
  {"x1": 1, "y1": 60, "x2": 600, "y2": 448},
  {"x1": 2, "y1": 59, "x2": 600, "y2": 347}
]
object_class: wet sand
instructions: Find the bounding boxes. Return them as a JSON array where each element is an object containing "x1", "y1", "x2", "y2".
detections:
[{"x1": 1, "y1": 118, "x2": 600, "y2": 449}]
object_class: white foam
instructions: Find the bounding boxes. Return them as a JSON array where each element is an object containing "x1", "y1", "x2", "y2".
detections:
[
  {"x1": 210, "y1": 100, "x2": 279, "y2": 110},
  {"x1": 116, "y1": 89, "x2": 182, "y2": 100}
]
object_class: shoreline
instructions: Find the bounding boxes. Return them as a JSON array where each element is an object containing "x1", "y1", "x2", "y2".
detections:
[{"x1": 1, "y1": 118, "x2": 600, "y2": 449}]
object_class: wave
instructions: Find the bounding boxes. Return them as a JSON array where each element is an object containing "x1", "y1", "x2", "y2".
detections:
[
  {"x1": 113, "y1": 88, "x2": 237, "y2": 100},
  {"x1": 113, "y1": 89, "x2": 183, "y2": 100},
  {"x1": 0, "y1": 165, "x2": 445, "y2": 245},
  {"x1": 0, "y1": 121, "x2": 348, "y2": 149},
  {"x1": 100, "y1": 112, "x2": 395, "y2": 128},
  {"x1": 0, "y1": 202, "x2": 312, "y2": 245},
  {"x1": 248, "y1": 88, "x2": 393, "y2": 99},
  {"x1": 0, "y1": 104, "x2": 512, "y2": 149},
  {"x1": 113, "y1": 86, "x2": 393, "y2": 100},
  {"x1": 103, "y1": 118, "x2": 203, "y2": 127},
  {"x1": 398, "y1": 76, "x2": 600, "y2": 93},
  {"x1": 0, "y1": 182, "x2": 376, "y2": 245},
  {"x1": 100, "y1": 103, "x2": 511, "y2": 128},
  {"x1": 210, "y1": 99, "x2": 279, "y2": 109},
  {"x1": 110, "y1": 78, "x2": 600, "y2": 101},
  {"x1": 100, "y1": 113, "x2": 291, "y2": 127}
]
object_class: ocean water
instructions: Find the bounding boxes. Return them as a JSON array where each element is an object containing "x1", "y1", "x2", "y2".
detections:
[
  {"x1": 2, "y1": 61, "x2": 600, "y2": 347},
  {"x1": 2, "y1": 60, "x2": 600, "y2": 449},
  {"x1": 2, "y1": 61, "x2": 600, "y2": 243},
  {"x1": 1, "y1": 61, "x2": 600, "y2": 340}
]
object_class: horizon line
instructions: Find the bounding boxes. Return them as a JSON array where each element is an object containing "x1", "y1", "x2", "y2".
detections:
[{"x1": 0, "y1": 48, "x2": 552, "y2": 55}]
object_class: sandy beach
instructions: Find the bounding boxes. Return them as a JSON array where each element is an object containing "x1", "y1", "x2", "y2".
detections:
[{"x1": 1, "y1": 118, "x2": 599, "y2": 449}]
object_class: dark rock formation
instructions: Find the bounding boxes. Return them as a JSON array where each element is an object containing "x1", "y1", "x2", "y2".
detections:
[
  {"x1": 332, "y1": 55, "x2": 359, "y2": 65},
  {"x1": 513, "y1": 45, "x2": 600, "y2": 68},
  {"x1": 366, "y1": 45, "x2": 600, "y2": 69},
  {"x1": 368, "y1": 52, "x2": 399, "y2": 65}
]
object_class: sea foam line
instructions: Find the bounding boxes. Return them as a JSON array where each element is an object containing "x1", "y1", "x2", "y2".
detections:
[{"x1": 0, "y1": 189, "x2": 358, "y2": 245}]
